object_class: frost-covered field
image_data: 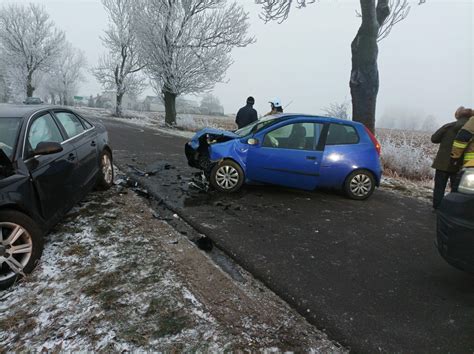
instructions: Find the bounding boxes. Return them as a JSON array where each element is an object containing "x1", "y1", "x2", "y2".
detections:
[
  {"x1": 77, "y1": 107, "x2": 236, "y2": 133},
  {"x1": 377, "y1": 129, "x2": 435, "y2": 181},
  {"x1": 0, "y1": 184, "x2": 342, "y2": 352}
]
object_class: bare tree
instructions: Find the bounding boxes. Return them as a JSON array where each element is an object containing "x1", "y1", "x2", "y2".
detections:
[
  {"x1": 93, "y1": 0, "x2": 146, "y2": 117},
  {"x1": 45, "y1": 43, "x2": 87, "y2": 105},
  {"x1": 371, "y1": 0, "x2": 410, "y2": 42},
  {"x1": 200, "y1": 94, "x2": 224, "y2": 115},
  {"x1": 0, "y1": 3, "x2": 65, "y2": 98},
  {"x1": 137, "y1": 0, "x2": 254, "y2": 125},
  {"x1": 322, "y1": 100, "x2": 350, "y2": 120},
  {"x1": 256, "y1": 0, "x2": 425, "y2": 132}
]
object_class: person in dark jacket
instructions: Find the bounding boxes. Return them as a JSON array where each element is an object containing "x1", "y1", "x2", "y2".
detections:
[
  {"x1": 235, "y1": 97, "x2": 258, "y2": 129},
  {"x1": 431, "y1": 106, "x2": 472, "y2": 209}
]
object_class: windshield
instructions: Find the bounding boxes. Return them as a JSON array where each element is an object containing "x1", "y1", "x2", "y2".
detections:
[
  {"x1": 0, "y1": 118, "x2": 21, "y2": 159},
  {"x1": 235, "y1": 117, "x2": 280, "y2": 137}
]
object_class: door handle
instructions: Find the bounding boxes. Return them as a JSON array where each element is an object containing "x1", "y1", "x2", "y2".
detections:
[
  {"x1": 91, "y1": 141, "x2": 96, "y2": 147},
  {"x1": 68, "y1": 153, "x2": 76, "y2": 161},
  {"x1": 306, "y1": 156, "x2": 317, "y2": 160}
]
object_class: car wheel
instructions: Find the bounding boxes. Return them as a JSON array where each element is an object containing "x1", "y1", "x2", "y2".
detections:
[
  {"x1": 0, "y1": 210, "x2": 44, "y2": 290},
  {"x1": 96, "y1": 150, "x2": 114, "y2": 190},
  {"x1": 210, "y1": 160, "x2": 244, "y2": 193},
  {"x1": 344, "y1": 170, "x2": 375, "y2": 200}
]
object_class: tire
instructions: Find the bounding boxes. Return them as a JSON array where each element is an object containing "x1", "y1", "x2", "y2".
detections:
[
  {"x1": 344, "y1": 170, "x2": 376, "y2": 200},
  {"x1": 0, "y1": 210, "x2": 44, "y2": 290},
  {"x1": 96, "y1": 150, "x2": 114, "y2": 190},
  {"x1": 210, "y1": 160, "x2": 245, "y2": 193}
]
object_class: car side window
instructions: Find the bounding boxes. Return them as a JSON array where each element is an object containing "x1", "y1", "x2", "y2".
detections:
[
  {"x1": 81, "y1": 118, "x2": 93, "y2": 129},
  {"x1": 27, "y1": 113, "x2": 64, "y2": 152},
  {"x1": 263, "y1": 122, "x2": 323, "y2": 150},
  {"x1": 55, "y1": 112, "x2": 85, "y2": 139},
  {"x1": 326, "y1": 124, "x2": 359, "y2": 145}
]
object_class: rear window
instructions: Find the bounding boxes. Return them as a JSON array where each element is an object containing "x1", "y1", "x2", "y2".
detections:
[
  {"x1": 55, "y1": 112, "x2": 85, "y2": 138},
  {"x1": 326, "y1": 124, "x2": 359, "y2": 145}
]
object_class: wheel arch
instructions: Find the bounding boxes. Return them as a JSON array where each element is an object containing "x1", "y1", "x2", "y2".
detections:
[
  {"x1": 102, "y1": 145, "x2": 113, "y2": 160},
  {"x1": 0, "y1": 203, "x2": 46, "y2": 232}
]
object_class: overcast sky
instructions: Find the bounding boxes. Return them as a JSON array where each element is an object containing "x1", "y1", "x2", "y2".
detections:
[{"x1": 10, "y1": 0, "x2": 474, "y2": 126}]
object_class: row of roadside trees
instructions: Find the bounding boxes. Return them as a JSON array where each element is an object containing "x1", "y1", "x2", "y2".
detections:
[
  {"x1": 0, "y1": 4, "x2": 87, "y2": 105},
  {"x1": 93, "y1": 0, "x2": 253, "y2": 124},
  {"x1": 0, "y1": 1, "x2": 425, "y2": 131}
]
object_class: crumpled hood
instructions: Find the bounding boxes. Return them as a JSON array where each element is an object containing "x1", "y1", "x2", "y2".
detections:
[
  {"x1": 191, "y1": 128, "x2": 240, "y2": 141},
  {"x1": 0, "y1": 149, "x2": 13, "y2": 179}
]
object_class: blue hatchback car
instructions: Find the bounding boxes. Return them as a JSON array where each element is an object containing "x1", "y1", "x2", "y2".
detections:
[{"x1": 185, "y1": 114, "x2": 382, "y2": 200}]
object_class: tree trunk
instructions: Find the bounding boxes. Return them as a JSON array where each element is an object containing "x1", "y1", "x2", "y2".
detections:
[
  {"x1": 163, "y1": 89, "x2": 177, "y2": 126},
  {"x1": 116, "y1": 92, "x2": 123, "y2": 117},
  {"x1": 26, "y1": 72, "x2": 35, "y2": 98},
  {"x1": 350, "y1": 0, "x2": 390, "y2": 133},
  {"x1": 350, "y1": 32, "x2": 379, "y2": 133}
]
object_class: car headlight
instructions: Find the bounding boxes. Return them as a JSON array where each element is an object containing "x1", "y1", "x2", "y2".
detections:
[{"x1": 458, "y1": 169, "x2": 474, "y2": 194}]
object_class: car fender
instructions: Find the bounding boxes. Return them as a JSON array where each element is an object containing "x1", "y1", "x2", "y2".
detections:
[{"x1": 208, "y1": 140, "x2": 248, "y2": 171}]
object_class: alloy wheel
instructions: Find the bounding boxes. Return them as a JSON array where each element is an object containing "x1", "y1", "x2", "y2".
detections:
[
  {"x1": 0, "y1": 223, "x2": 32, "y2": 281},
  {"x1": 350, "y1": 174, "x2": 373, "y2": 197},
  {"x1": 215, "y1": 165, "x2": 240, "y2": 190}
]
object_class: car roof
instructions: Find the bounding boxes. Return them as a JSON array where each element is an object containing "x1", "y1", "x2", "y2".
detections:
[
  {"x1": 267, "y1": 113, "x2": 360, "y2": 125},
  {"x1": 0, "y1": 104, "x2": 66, "y2": 119}
]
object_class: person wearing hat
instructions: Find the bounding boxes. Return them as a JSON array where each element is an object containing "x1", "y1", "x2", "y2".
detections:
[
  {"x1": 431, "y1": 106, "x2": 472, "y2": 209},
  {"x1": 235, "y1": 96, "x2": 258, "y2": 129},
  {"x1": 265, "y1": 97, "x2": 284, "y2": 117}
]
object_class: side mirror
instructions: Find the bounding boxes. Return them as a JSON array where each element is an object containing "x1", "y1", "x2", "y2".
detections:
[
  {"x1": 247, "y1": 138, "x2": 259, "y2": 146},
  {"x1": 34, "y1": 142, "x2": 63, "y2": 156}
]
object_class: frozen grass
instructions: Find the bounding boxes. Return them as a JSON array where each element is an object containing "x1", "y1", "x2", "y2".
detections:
[
  {"x1": 77, "y1": 107, "x2": 235, "y2": 132},
  {"x1": 176, "y1": 114, "x2": 235, "y2": 132},
  {"x1": 377, "y1": 129, "x2": 435, "y2": 182}
]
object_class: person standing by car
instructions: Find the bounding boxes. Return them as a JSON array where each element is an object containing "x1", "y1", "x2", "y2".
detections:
[
  {"x1": 431, "y1": 106, "x2": 471, "y2": 209},
  {"x1": 264, "y1": 97, "x2": 284, "y2": 116},
  {"x1": 235, "y1": 96, "x2": 258, "y2": 129},
  {"x1": 451, "y1": 110, "x2": 474, "y2": 168}
]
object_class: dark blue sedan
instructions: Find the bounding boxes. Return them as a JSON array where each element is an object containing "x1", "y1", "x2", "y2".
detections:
[
  {"x1": 1, "y1": 105, "x2": 113, "y2": 289},
  {"x1": 185, "y1": 114, "x2": 382, "y2": 199}
]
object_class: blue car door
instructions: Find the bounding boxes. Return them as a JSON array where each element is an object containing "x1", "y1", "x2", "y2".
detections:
[{"x1": 246, "y1": 121, "x2": 325, "y2": 190}]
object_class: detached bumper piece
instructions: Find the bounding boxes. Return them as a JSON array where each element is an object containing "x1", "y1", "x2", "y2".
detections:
[
  {"x1": 437, "y1": 192, "x2": 474, "y2": 273},
  {"x1": 185, "y1": 143, "x2": 200, "y2": 169}
]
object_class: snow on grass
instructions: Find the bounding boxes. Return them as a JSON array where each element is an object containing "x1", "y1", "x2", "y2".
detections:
[
  {"x1": 77, "y1": 107, "x2": 235, "y2": 134},
  {"x1": 378, "y1": 129, "x2": 435, "y2": 182},
  {"x1": 0, "y1": 189, "x2": 233, "y2": 351}
]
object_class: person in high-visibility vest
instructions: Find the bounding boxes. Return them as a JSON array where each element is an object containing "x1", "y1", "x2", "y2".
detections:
[{"x1": 451, "y1": 113, "x2": 474, "y2": 168}]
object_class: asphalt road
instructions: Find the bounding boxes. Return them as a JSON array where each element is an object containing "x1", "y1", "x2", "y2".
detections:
[{"x1": 98, "y1": 116, "x2": 474, "y2": 353}]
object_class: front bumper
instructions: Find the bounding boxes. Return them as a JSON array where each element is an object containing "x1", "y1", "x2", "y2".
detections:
[
  {"x1": 436, "y1": 192, "x2": 474, "y2": 273},
  {"x1": 185, "y1": 142, "x2": 200, "y2": 168}
]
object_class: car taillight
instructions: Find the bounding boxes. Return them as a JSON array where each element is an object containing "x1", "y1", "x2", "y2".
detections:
[{"x1": 364, "y1": 127, "x2": 381, "y2": 156}]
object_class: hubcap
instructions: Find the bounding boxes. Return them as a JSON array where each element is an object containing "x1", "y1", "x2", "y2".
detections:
[
  {"x1": 0, "y1": 223, "x2": 32, "y2": 281},
  {"x1": 102, "y1": 154, "x2": 113, "y2": 184},
  {"x1": 350, "y1": 174, "x2": 372, "y2": 197},
  {"x1": 215, "y1": 165, "x2": 240, "y2": 190}
]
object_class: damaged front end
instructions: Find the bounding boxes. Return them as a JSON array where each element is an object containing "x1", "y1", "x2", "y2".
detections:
[
  {"x1": 185, "y1": 128, "x2": 239, "y2": 175},
  {"x1": 0, "y1": 149, "x2": 14, "y2": 180}
]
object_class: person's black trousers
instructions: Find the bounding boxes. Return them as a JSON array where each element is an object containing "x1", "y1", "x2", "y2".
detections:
[{"x1": 433, "y1": 170, "x2": 456, "y2": 209}]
